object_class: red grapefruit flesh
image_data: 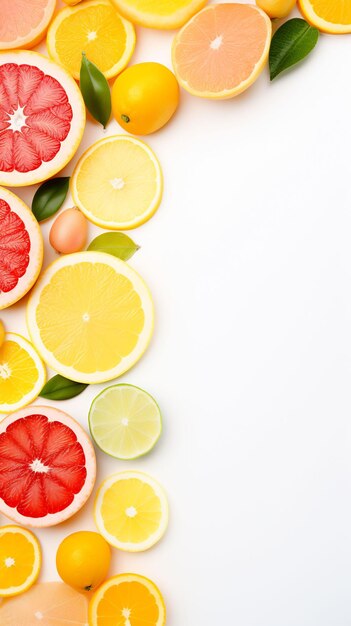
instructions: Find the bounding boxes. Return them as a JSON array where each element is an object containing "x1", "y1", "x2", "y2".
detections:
[
  {"x1": 0, "y1": 406, "x2": 96, "y2": 527},
  {"x1": 0, "y1": 51, "x2": 85, "y2": 186},
  {"x1": 0, "y1": 186, "x2": 43, "y2": 310}
]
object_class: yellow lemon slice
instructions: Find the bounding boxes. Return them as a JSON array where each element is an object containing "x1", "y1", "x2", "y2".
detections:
[
  {"x1": 71, "y1": 135, "x2": 163, "y2": 230},
  {"x1": 0, "y1": 526, "x2": 41, "y2": 597},
  {"x1": 89, "y1": 574, "x2": 166, "y2": 626},
  {"x1": 27, "y1": 252, "x2": 154, "y2": 384},
  {"x1": 94, "y1": 471, "x2": 168, "y2": 551},
  {"x1": 110, "y1": 0, "x2": 208, "y2": 29},
  {"x1": 47, "y1": 0, "x2": 135, "y2": 80},
  {"x1": 298, "y1": 0, "x2": 351, "y2": 33},
  {"x1": 0, "y1": 333, "x2": 46, "y2": 414}
]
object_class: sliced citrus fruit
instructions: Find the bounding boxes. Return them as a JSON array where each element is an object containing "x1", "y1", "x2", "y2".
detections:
[
  {"x1": 298, "y1": 0, "x2": 351, "y2": 33},
  {"x1": 89, "y1": 573, "x2": 166, "y2": 626},
  {"x1": 0, "y1": 0, "x2": 56, "y2": 50},
  {"x1": 0, "y1": 405, "x2": 96, "y2": 527},
  {"x1": 0, "y1": 582, "x2": 89, "y2": 625},
  {"x1": 172, "y1": 3, "x2": 272, "y2": 100},
  {"x1": 0, "y1": 526, "x2": 41, "y2": 597},
  {"x1": 89, "y1": 384, "x2": 162, "y2": 460},
  {"x1": 0, "y1": 333, "x2": 46, "y2": 414},
  {"x1": 94, "y1": 471, "x2": 168, "y2": 551},
  {"x1": 47, "y1": 0, "x2": 136, "y2": 81},
  {"x1": 0, "y1": 51, "x2": 85, "y2": 187},
  {"x1": 0, "y1": 187, "x2": 43, "y2": 310},
  {"x1": 71, "y1": 135, "x2": 163, "y2": 230},
  {"x1": 110, "y1": 0, "x2": 208, "y2": 29},
  {"x1": 27, "y1": 251, "x2": 154, "y2": 384}
]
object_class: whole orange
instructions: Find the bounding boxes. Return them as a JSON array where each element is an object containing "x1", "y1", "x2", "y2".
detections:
[
  {"x1": 56, "y1": 531, "x2": 111, "y2": 592},
  {"x1": 112, "y1": 62, "x2": 179, "y2": 135}
]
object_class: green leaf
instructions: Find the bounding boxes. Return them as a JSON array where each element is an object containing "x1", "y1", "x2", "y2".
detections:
[
  {"x1": 40, "y1": 375, "x2": 88, "y2": 400},
  {"x1": 269, "y1": 18, "x2": 319, "y2": 81},
  {"x1": 80, "y1": 53, "x2": 111, "y2": 128},
  {"x1": 88, "y1": 232, "x2": 140, "y2": 261},
  {"x1": 32, "y1": 177, "x2": 69, "y2": 222}
]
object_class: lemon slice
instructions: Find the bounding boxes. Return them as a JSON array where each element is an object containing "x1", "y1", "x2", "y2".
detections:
[
  {"x1": 110, "y1": 0, "x2": 208, "y2": 29},
  {"x1": 27, "y1": 252, "x2": 154, "y2": 384},
  {"x1": 71, "y1": 135, "x2": 163, "y2": 230},
  {"x1": 89, "y1": 574, "x2": 166, "y2": 626},
  {"x1": 0, "y1": 333, "x2": 46, "y2": 414},
  {"x1": 89, "y1": 384, "x2": 162, "y2": 460},
  {"x1": 0, "y1": 526, "x2": 41, "y2": 597},
  {"x1": 94, "y1": 471, "x2": 168, "y2": 551},
  {"x1": 47, "y1": 0, "x2": 136, "y2": 80}
]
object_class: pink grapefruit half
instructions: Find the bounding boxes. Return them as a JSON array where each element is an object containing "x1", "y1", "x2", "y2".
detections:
[
  {"x1": 0, "y1": 406, "x2": 96, "y2": 527},
  {"x1": 0, "y1": 51, "x2": 85, "y2": 187},
  {"x1": 0, "y1": 187, "x2": 43, "y2": 310},
  {"x1": 0, "y1": 0, "x2": 56, "y2": 50}
]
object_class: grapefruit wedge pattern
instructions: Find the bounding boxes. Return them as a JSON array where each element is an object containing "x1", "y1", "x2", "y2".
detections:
[
  {"x1": 0, "y1": 406, "x2": 96, "y2": 527},
  {"x1": 0, "y1": 51, "x2": 85, "y2": 186}
]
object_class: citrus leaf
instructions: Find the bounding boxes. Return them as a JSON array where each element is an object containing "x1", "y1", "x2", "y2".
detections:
[
  {"x1": 269, "y1": 18, "x2": 319, "y2": 81},
  {"x1": 80, "y1": 53, "x2": 111, "y2": 128},
  {"x1": 40, "y1": 375, "x2": 88, "y2": 400},
  {"x1": 32, "y1": 177, "x2": 69, "y2": 222},
  {"x1": 88, "y1": 232, "x2": 140, "y2": 261}
]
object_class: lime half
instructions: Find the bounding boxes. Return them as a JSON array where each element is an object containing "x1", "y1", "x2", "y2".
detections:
[{"x1": 89, "y1": 384, "x2": 162, "y2": 460}]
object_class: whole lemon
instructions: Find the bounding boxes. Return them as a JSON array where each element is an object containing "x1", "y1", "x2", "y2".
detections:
[
  {"x1": 256, "y1": 0, "x2": 296, "y2": 18},
  {"x1": 112, "y1": 62, "x2": 180, "y2": 135},
  {"x1": 56, "y1": 531, "x2": 111, "y2": 592}
]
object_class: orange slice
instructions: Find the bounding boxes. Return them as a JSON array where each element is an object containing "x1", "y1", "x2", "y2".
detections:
[
  {"x1": 298, "y1": 0, "x2": 351, "y2": 33},
  {"x1": 172, "y1": 3, "x2": 271, "y2": 100},
  {"x1": 0, "y1": 0, "x2": 56, "y2": 50},
  {"x1": 89, "y1": 574, "x2": 166, "y2": 626},
  {"x1": 0, "y1": 582, "x2": 89, "y2": 624},
  {"x1": 0, "y1": 526, "x2": 41, "y2": 597}
]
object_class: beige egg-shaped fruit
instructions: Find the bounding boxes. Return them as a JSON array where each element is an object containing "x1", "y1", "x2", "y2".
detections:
[{"x1": 50, "y1": 208, "x2": 88, "y2": 254}]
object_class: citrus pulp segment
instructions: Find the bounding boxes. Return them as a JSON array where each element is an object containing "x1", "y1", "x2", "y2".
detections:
[
  {"x1": 94, "y1": 471, "x2": 169, "y2": 551},
  {"x1": 0, "y1": 333, "x2": 46, "y2": 414},
  {"x1": 298, "y1": 0, "x2": 351, "y2": 33},
  {"x1": 0, "y1": 0, "x2": 56, "y2": 50},
  {"x1": 0, "y1": 187, "x2": 43, "y2": 310},
  {"x1": 27, "y1": 252, "x2": 154, "y2": 384},
  {"x1": 172, "y1": 3, "x2": 272, "y2": 99},
  {"x1": 0, "y1": 582, "x2": 89, "y2": 625},
  {"x1": 0, "y1": 526, "x2": 41, "y2": 597},
  {"x1": 0, "y1": 406, "x2": 96, "y2": 527},
  {"x1": 71, "y1": 135, "x2": 163, "y2": 230},
  {"x1": 47, "y1": 0, "x2": 136, "y2": 80},
  {"x1": 89, "y1": 573, "x2": 166, "y2": 626},
  {"x1": 110, "y1": 0, "x2": 208, "y2": 29},
  {"x1": 0, "y1": 51, "x2": 85, "y2": 186},
  {"x1": 89, "y1": 384, "x2": 162, "y2": 460}
]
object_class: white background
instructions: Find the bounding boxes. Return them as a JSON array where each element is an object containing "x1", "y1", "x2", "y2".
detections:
[{"x1": 2, "y1": 1, "x2": 351, "y2": 624}]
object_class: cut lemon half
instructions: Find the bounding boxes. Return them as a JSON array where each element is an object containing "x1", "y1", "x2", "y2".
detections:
[
  {"x1": 0, "y1": 333, "x2": 46, "y2": 414},
  {"x1": 94, "y1": 471, "x2": 168, "y2": 551},
  {"x1": 27, "y1": 252, "x2": 154, "y2": 384},
  {"x1": 89, "y1": 574, "x2": 166, "y2": 626},
  {"x1": 110, "y1": 0, "x2": 208, "y2": 29},
  {"x1": 71, "y1": 135, "x2": 163, "y2": 230},
  {"x1": 47, "y1": 0, "x2": 136, "y2": 80},
  {"x1": 89, "y1": 384, "x2": 162, "y2": 460},
  {"x1": 0, "y1": 526, "x2": 41, "y2": 597},
  {"x1": 298, "y1": 0, "x2": 351, "y2": 33}
]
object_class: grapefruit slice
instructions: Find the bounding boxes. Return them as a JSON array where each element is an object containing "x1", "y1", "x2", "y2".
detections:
[
  {"x1": 0, "y1": 406, "x2": 96, "y2": 527},
  {"x1": 0, "y1": 582, "x2": 89, "y2": 625},
  {"x1": 110, "y1": 0, "x2": 208, "y2": 29},
  {"x1": 0, "y1": 187, "x2": 43, "y2": 310},
  {"x1": 0, "y1": 0, "x2": 56, "y2": 50},
  {"x1": 0, "y1": 51, "x2": 85, "y2": 187},
  {"x1": 172, "y1": 3, "x2": 272, "y2": 100},
  {"x1": 298, "y1": 0, "x2": 351, "y2": 33}
]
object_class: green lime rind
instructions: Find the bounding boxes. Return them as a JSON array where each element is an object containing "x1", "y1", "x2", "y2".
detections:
[{"x1": 88, "y1": 383, "x2": 162, "y2": 460}]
